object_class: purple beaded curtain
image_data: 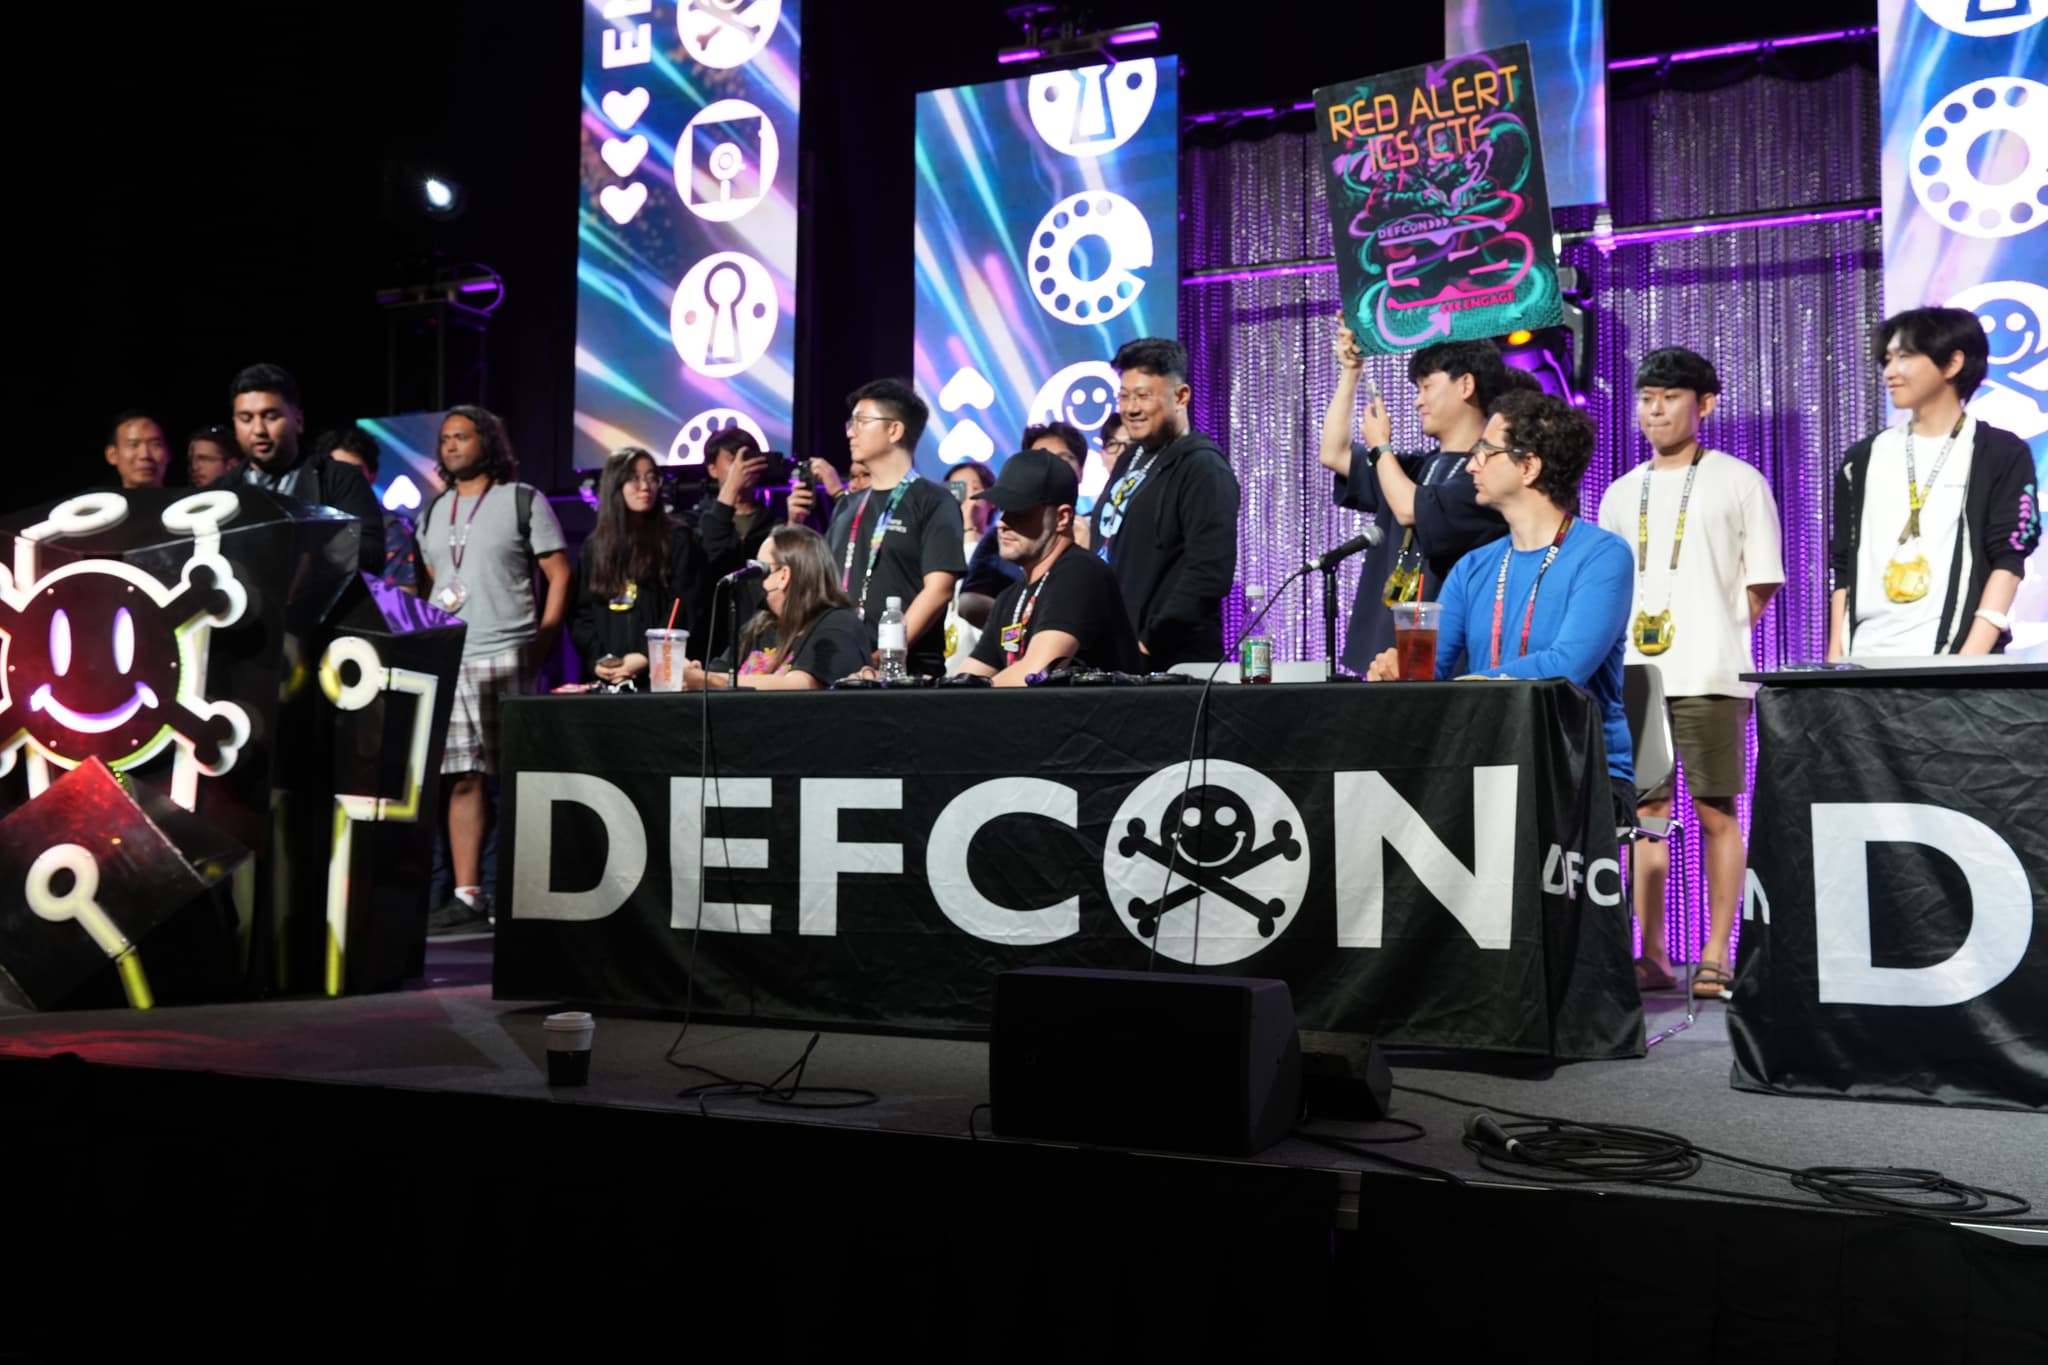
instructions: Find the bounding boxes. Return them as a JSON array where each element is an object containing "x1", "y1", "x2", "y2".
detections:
[{"x1": 1180, "y1": 64, "x2": 1882, "y2": 966}]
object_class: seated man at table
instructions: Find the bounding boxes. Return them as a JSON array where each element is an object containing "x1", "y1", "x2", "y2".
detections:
[
  {"x1": 1367, "y1": 390, "x2": 1636, "y2": 825},
  {"x1": 955, "y1": 448, "x2": 1140, "y2": 686}
]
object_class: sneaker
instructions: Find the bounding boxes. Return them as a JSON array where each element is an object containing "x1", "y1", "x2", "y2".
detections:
[{"x1": 427, "y1": 898, "x2": 488, "y2": 936}]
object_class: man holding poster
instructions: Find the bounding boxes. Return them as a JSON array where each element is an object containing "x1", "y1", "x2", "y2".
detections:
[{"x1": 1318, "y1": 323, "x2": 1509, "y2": 674}]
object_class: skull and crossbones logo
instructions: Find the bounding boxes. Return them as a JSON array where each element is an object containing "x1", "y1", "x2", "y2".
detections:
[
  {"x1": 0, "y1": 491, "x2": 251, "y2": 802},
  {"x1": 1105, "y1": 761, "x2": 1310, "y2": 965}
]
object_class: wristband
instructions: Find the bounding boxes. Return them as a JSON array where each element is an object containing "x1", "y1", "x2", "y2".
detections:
[{"x1": 1974, "y1": 607, "x2": 2011, "y2": 632}]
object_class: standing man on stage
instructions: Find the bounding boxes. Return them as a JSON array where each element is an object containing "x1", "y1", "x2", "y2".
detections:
[
  {"x1": 1093, "y1": 338, "x2": 1240, "y2": 667},
  {"x1": 1830, "y1": 306, "x2": 2039, "y2": 660},
  {"x1": 825, "y1": 379, "x2": 965, "y2": 676},
  {"x1": 1317, "y1": 325, "x2": 1509, "y2": 676},
  {"x1": 956, "y1": 448, "x2": 1140, "y2": 685},
  {"x1": 229, "y1": 363, "x2": 385, "y2": 577},
  {"x1": 1597, "y1": 347, "x2": 1783, "y2": 1000},
  {"x1": 416, "y1": 405, "x2": 571, "y2": 933}
]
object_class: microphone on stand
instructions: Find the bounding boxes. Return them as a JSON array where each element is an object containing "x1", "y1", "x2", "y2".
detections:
[
  {"x1": 1302, "y1": 526, "x2": 1383, "y2": 575},
  {"x1": 720, "y1": 559, "x2": 770, "y2": 585}
]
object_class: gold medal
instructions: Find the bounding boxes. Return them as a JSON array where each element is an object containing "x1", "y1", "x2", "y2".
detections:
[
  {"x1": 1380, "y1": 561, "x2": 1421, "y2": 606},
  {"x1": 1884, "y1": 552, "x2": 1932, "y2": 604},
  {"x1": 1632, "y1": 609, "x2": 1675, "y2": 655}
]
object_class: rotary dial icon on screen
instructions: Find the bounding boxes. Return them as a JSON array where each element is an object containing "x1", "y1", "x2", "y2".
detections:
[
  {"x1": 679, "y1": 0, "x2": 780, "y2": 70},
  {"x1": 671, "y1": 251, "x2": 778, "y2": 377},
  {"x1": 682, "y1": 99, "x2": 779, "y2": 223},
  {"x1": 670, "y1": 408, "x2": 772, "y2": 465},
  {"x1": 1028, "y1": 191, "x2": 1153, "y2": 326},
  {"x1": 1909, "y1": 77, "x2": 2048, "y2": 240},
  {"x1": 1028, "y1": 59, "x2": 1159, "y2": 157}
]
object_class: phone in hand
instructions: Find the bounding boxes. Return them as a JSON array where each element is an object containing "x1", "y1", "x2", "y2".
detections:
[
  {"x1": 754, "y1": 449, "x2": 796, "y2": 486},
  {"x1": 946, "y1": 481, "x2": 967, "y2": 504}
]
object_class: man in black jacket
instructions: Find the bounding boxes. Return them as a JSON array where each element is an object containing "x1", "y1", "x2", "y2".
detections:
[
  {"x1": 228, "y1": 362, "x2": 385, "y2": 578},
  {"x1": 1828, "y1": 307, "x2": 2038, "y2": 658},
  {"x1": 1093, "y1": 338, "x2": 1240, "y2": 666},
  {"x1": 689, "y1": 426, "x2": 819, "y2": 660}
]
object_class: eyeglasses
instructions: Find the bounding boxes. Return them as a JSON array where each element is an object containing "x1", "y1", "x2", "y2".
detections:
[
  {"x1": 626, "y1": 472, "x2": 663, "y2": 488},
  {"x1": 1468, "y1": 439, "x2": 1524, "y2": 466},
  {"x1": 1101, "y1": 438, "x2": 1129, "y2": 456},
  {"x1": 845, "y1": 414, "x2": 894, "y2": 435}
]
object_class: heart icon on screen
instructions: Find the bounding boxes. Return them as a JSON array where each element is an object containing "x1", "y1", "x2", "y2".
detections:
[
  {"x1": 937, "y1": 419, "x2": 995, "y2": 465},
  {"x1": 601, "y1": 135, "x2": 648, "y2": 179},
  {"x1": 599, "y1": 182, "x2": 647, "y2": 226},
  {"x1": 382, "y1": 473, "x2": 423, "y2": 513},
  {"x1": 938, "y1": 366, "x2": 996, "y2": 413},
  {"x1": 602, "y1": 87, "x2": 650, "y2": 131}
]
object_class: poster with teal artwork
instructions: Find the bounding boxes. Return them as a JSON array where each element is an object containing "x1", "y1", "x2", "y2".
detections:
[{"x1": 1314, "y1": 43, "x2": 1563, "y2": 355}]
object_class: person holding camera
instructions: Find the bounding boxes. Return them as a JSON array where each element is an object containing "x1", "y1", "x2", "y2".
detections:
[{"x1": 692, "y1": 426, "x2": 821, "y2": 661}]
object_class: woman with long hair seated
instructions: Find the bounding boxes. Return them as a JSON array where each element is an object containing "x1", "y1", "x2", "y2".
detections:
[
  {"x1": 569, "y1": 446, "x2": 702, "y2": 686},
  {"x1": 683, "y1": 524, "x2": 869, "y2": 690}
]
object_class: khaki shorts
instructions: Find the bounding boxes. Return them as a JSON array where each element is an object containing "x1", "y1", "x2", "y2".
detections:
[{"x1": 1642, "y1": 695, "x2": 1752, "y2": 802}]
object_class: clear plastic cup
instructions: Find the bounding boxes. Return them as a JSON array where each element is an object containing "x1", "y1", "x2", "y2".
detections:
[
  {"x1": 645, "y1": 629, "x2": 689, "y2": 692},
  {"x1": 1388, "y1": 601, "x2": 1443, "y2": 680}
]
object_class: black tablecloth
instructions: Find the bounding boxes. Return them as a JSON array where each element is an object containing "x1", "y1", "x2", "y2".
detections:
[
  {"x1": 1731, "y1": 676, "x2": 2048, "y2": 1110},
  {"x1": 495, "y1": 681, "x2": 1643, "y2": 1059}
]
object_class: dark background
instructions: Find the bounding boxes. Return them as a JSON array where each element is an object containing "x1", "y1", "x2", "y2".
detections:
[{"x1": 22, "y1": 0, "x2": 1872, "y2": 516}]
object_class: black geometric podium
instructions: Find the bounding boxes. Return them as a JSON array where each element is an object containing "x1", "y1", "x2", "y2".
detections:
[{"x1": 0, "y1": 486, "x2": 462, "y2": 1003}]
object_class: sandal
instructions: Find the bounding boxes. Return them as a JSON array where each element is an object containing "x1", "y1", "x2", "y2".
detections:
[
  {"x1": 1634, "y1": 956, "x2": 1678, "y2": 992},
  {"x1": 1691, "y1": 962, "x2": 1734, "y2": 1000}
]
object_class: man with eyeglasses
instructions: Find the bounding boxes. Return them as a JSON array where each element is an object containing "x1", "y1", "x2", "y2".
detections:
[
  {"x1": 1366, "y1": 390, "x2": 1636, "y2": 830},
  {"x1": 824, "y1": 378, "x2": 965, "y2": 676},
  {"x1": 1317, "y1": 324, "x2": 1510, "y2": 677},
  {"x1": 1093, "y1": 338, "x2": 1240, "y2": 667}
]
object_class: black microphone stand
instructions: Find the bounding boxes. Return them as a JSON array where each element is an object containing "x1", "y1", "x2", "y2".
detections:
[{"x1": 1321, "y1": 563, "x2": 1340, "y2": 682}]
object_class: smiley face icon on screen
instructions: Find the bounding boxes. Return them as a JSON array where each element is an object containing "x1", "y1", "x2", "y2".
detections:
[
  {"x1": 678, "y1": 0, "x2": 780, "y2": 70},
  {"x1": 1027, "y1": 58, "x2": 1159, "y2": 157},
  {"x1": 670, "y1": 251, "x2": 778, "y2": 379}
]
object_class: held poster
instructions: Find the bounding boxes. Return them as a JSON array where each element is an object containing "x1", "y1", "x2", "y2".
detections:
[{"x1": 1315, "y1": 43, "x2": 1564, "y2": 355}]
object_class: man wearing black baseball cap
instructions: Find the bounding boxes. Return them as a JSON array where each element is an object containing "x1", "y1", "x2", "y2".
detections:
[{"x1": 955, "y1": 448, "x2": 1141, "y2": 686}]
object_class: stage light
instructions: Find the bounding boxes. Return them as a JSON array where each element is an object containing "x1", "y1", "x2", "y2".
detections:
[
  {"x1": 1507, "y1": 329, "x2": 1534, "y2": 346},
  {"x1": 998, "y1": 3, "x2": 1160, "y2": 65},
  {"x1": 421, "y1": 175, "x2": 464, "y2": 220}
]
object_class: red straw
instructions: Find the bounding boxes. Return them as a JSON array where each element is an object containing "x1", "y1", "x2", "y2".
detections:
[{"x1": 665, "y1": 598, "x2": 681, "y2": 631}]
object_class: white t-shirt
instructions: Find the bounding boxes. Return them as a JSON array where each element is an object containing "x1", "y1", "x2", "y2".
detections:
[
  {"x1": 1851, "y1": 419, "x2": 1974, "y2": 658},
  {"x1": 1597, "y1": 449, "x2": 1784, "y2": 698}
]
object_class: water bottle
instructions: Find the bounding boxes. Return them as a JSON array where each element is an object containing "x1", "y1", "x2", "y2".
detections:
[
  {"x1": 878, "y1": 596, "x2": 908, "y2": 681},
  {"x1": 1239, "y1": 585, "x2": 1273, "y2": 684}
]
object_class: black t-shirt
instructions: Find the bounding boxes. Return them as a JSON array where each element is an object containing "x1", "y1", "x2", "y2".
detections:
[
  {"x1": 824, "y1": 475, "x2": 967, "y2": 673},
  {"x1": 714, "y1": 605, "x2": 870, "y2": 686},
  {"x1": 969, "y1": 543, "x2": 1141, "y2": 675}
]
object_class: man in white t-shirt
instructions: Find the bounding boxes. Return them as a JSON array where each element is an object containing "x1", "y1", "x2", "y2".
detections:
[
  {"x1": 1598, "y1": 347, "x2": 1782, "y2": 1001},
  {"x1": 1829, "y1": 306, "x2": 2037, "y2": 660}
]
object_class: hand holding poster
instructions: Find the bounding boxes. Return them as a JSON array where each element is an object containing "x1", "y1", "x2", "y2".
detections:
[{"x1": 1316, "y1": 43, "x2": 1564, "y2": 355}]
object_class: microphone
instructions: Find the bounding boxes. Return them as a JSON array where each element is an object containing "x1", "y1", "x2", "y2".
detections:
[
  {"x1": 720, "y1": 559, "x2": 770, "y2": 585},
  {"x1": 1303, "y1": 526, "x2": 1384, "y2": 574},
  {"x1": 1465, "y1": 1112, "x2": 1523, "y2": 1157}
]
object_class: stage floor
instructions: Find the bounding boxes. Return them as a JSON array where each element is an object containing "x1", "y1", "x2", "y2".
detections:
[{"x1": 2, "y1": 931, "x2": 2041, "y2": 1221}]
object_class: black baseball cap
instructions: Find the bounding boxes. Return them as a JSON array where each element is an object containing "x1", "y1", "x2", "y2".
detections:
[{"x1": 979, "y1": 447, "x2": 1080, "y2": 511}]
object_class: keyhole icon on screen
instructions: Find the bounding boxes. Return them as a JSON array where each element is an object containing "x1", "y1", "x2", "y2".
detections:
[
  {"x1": 1067, "y1": 67, "x2": 1115, "y2": 147},
  {"x1": 705, "y1": 261, "x2": 745, "y2": 366}
]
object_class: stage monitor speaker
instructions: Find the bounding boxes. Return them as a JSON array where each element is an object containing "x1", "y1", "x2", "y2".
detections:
[{"x1": 990, "y1": 967, "x2": 1302, "y2": 1157}]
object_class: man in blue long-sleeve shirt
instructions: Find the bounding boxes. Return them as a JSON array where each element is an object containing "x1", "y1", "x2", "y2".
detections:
[{"x1": 1367, "y1": 390, "x2": 1635, "y2": 825}]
